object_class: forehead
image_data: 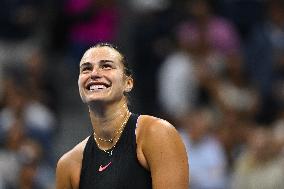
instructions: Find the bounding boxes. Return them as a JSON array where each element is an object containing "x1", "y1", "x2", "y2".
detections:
[{"x1": 80, "y1": 46, "x2": 122, "y2": 65}]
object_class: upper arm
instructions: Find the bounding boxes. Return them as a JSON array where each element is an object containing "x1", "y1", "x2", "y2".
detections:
[
  {"x1": 142, "y1": 118, "x2": 189, "y2": 189},
  {"x1": 56, "y1": 138, "x2": 87, "y2": 189},
  {"x1": 56, "y1": 155, "x2": 72, "y2": 189}
]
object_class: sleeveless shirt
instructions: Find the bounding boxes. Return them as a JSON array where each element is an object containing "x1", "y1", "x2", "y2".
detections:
[{"x1": 79, "y1": 113, "x2": 152, "y2": 189}]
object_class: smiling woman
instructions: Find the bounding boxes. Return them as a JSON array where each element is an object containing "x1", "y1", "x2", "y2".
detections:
[
  {"x1": 55, "y1": 43, "x2": 190, "y2": 189},
  {"x1": 77, "y1": 44, "x2": 133, "y2": 105}
]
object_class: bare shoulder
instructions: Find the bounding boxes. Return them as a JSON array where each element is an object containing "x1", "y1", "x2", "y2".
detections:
[
  {"x1": 56, "y1": 137, "x2": 89, "y2": 189},
  {"x1": 136, "y1": 115, "x2": 177, "y2": 139},
  {"x1": 57, "y1": 137, "x2": 89, "y2": 166},
  {"x1": 136, "y1": 115, "x2": 189, "y2": 189},
  {"x1": 136, "y1": 114, "x2": 183, "y2": 152}
]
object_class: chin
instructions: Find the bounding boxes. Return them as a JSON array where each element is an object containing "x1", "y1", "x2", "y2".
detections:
[
  {"x1": 80, "y1": 90, "x2": 123, "y2": 105},
  {"x1": 82, "y1": 89, "x2": 109, "y2": 101},
  {"x1": 85, "y1": 96, "x2": 109, "y2": 104}
]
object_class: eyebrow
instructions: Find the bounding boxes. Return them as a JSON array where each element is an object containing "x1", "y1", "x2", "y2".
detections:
[
  {"x1": 80, "y1": 62, "x2": 92, "y2": 68},
  {"x1": 80, "y1": 60, "x2": 115, "y2": 67},
  {"x1": 99, "y1": 60, "x2": 115, "y2": 64}
]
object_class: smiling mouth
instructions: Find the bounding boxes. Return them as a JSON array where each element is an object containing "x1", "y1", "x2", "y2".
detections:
[
  {"x1": 90, "y1": 84, "x2": 107, "y2": 91},
  {"x1": 86, "y1": 82, "x2": 110, "y2": 92}
]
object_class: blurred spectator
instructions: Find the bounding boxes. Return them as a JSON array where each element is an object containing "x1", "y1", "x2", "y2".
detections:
[
  {"x1": 179, "y1": 107, "x2": 228, "y2": 189},
  {"x1": 157, "y1": 1, "x2": 233, "y2": 120},
  {"x1": 25, "y1": 50, "x2": 59, "y2": 113},
  {"x1": 0, "y1": 65, "x2": 56, "y2": 158},
  {"x1": 0, "y1": 0, "x2": 43, "y2": 40},
  {"x1": 203, "y1": 55, "x2": 259, "y2": 119},
  {"x1": 0, "y1": 123, "x2": 54, "y2": 189},
  {"x1": 15, "y1": 139, "x2": 55, "y2": 189},
  {"x1": 0, "y1": 0, "x2": 51, "y2": 111},
  {"x1": 177, "y1": 0, "x2": 244, "y2": 108},
  {"x1": 0, "y1": 120, "x2": 24, "y2": 189},
  {"x1": 158, "y1": 0, "x2": 245, "y2": 120},
  {"x1": 217, "y1": 0, "x2": 265, "y2": 40},
  {"x1": 215, "y1": 112, "x2": 251, "y2": 172},
  {"x1": 125, "y1": 0, "x2": 184, "y2": 114},
  {"x1": 0, "y1": 0, "x2": 48, "y2": 74},
  {"x1": 178, "y1": 0, "x2": 241, "y2": 57},
  {"x1": 63, "y1": 0, "x2": 120, "y2": 69},
  {"x1": 245, "y1": 0, "x2": 284, "y2": 123},
  {"x1": 231, "y1": 126, "x2": 284, "y2": 189},
  {"x1": 157, "y1": 46, "x2": 198, "y2": 121}
]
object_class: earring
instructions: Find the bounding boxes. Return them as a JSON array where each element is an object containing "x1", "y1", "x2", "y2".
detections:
[{"x1": 125, "y1": 87, "x2": 132, "y2": 92}]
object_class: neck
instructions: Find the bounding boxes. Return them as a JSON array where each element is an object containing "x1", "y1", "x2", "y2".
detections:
[{"x1": 89, "y1": 99, "x2": 129, "y2": 138}]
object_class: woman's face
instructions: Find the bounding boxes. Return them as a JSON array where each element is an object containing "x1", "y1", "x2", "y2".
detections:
[{"x1": 78, "y1": 46, "x2": 133, "y2": 105}]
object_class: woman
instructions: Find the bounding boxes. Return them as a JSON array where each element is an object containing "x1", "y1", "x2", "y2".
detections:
[{"x1": 56, "y1": 43, "x2": 189, "y2": 189}]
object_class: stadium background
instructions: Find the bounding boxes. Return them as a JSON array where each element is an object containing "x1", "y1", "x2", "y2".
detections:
[{"x1": 0, "y1": 0, "x2": 283, "y2": 188}]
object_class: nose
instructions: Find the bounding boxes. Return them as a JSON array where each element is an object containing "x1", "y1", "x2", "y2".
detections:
[{"x1": 90, "y1": 67, "x2": 102, "y2": 79}]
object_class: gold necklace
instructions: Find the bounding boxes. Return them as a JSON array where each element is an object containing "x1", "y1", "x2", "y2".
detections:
[
  {"x1": 93, "y1": 110, "x2": 130, "y2": 143},
  {"x1": 94, "y1": 111, "x2": 131, "y2": 156}
]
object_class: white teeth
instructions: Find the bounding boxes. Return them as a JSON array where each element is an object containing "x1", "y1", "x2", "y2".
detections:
[{"x1": 90, "y1": 85, "x2": 107, "y2": 91}]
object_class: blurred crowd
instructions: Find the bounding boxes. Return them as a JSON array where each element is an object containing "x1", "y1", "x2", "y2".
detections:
[{"x1": 0, "y1": 0, "x2": 284, "y2": 189}]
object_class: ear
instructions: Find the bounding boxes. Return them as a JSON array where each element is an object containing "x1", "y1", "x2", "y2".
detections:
[{"x1": 124, "y1": 77, "x2": 133, "y2": 93}]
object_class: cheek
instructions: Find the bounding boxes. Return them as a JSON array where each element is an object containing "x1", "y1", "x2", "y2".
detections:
[
  {"x1": 115, "y1": 75, "x2": 127, "y2": 89},
  {"x1": 78, "y1": 79, "x2": 82, "y2": 91},
  {"x1": 78, "y1": 77, "x2": 82, "y2": 87},
  {"x1": 78, "y1": 75, "x2": 86, "y2": 87},
  {"x1": 78, "y1": 77, "x2": 85, "y2": 94},
  {"x1": 110, "y1": 72, "x2": 124, "y2": 84}
]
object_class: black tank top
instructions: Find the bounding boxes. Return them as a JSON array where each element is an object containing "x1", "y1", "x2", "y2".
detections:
[{"x1": 79, "y1": 113, "x2": 152, "y2": 189}]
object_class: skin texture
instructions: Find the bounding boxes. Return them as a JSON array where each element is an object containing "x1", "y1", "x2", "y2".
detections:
[{"x1": 56, "y1": 45, "x2": 189, "y2": 189}]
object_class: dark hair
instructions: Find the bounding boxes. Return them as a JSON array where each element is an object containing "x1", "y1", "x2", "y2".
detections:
[{"x1": 91, "y1": 42, "x2": 133, "y2": 77}]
